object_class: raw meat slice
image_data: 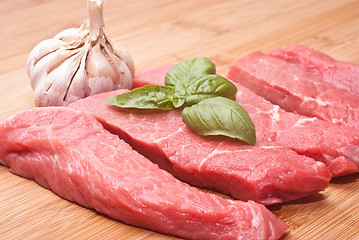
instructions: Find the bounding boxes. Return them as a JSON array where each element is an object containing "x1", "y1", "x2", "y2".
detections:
[
  {"x1": 0, "y1": 107, "x2": 289, "y2": 240},
  {"x1": 134, "y1": 65, "x2": 359, "y2": 177},
  {"x1": 133, "y1": 64, "x2": 174, "y2": 89},
  {"x1": 233, "y1": 83, "x2": 359, "y2": 177},
  {"x1": 227, "y1": 51, "x2": 359, "y2": 129},
  {"x1": 270, "y1": 44, "x2": 359, "y2": 95},
  {"x1": 70, "y1": 91, "x2": 331, "y2": 205}
]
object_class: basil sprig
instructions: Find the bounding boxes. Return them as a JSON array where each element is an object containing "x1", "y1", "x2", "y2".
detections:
[{"x1": 106, "y1": 57, "x2": 256, "y2": 145}]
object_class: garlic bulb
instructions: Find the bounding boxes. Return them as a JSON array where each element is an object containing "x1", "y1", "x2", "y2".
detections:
[{"x1": 27, "y1": 0, "x2": 135, "y2": 107}]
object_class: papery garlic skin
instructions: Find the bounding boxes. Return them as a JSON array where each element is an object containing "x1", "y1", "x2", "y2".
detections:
[{"x1": 27, "y1": 0, "x2": 134, "y2": 107}]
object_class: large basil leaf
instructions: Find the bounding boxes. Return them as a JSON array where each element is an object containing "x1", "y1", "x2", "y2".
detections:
[
  {"x1": 182, "y1": 97, "x2": 256, "y2": 145},
  {"x1": 166, "y1": 57, "x2": 237, "y2": 108},
  {"x1": 165, "y1": 57, "x2": 216, "y2": 87},
  {"x1": 181, "y1": 74, "x2": 237, "y2": 107},
  {"x1": 106, "y1": 85, "x2": 175, "y2": 110}
]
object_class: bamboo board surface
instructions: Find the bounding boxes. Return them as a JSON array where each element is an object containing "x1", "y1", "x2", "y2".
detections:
[{"x1": 0, "y1": 0, "x2": 359, "y2": 239}]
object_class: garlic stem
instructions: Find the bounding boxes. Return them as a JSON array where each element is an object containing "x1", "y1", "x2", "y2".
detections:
[{"x1": 87, "y1": 0, "x2": 105, "y2": 43}]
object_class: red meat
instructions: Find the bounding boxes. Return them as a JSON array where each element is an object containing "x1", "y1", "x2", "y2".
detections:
[
  {"x1": 233, "y1": 83, "x2": 359, "y2": 177},
  {"x1": 135, "y1": 65, "x2": 359, "y2": 177},
  {"x1": 227, "y1": 51, "x2": 359, "y2": 129},
  {"x1": 270, "y1": 44, "x2": 359, "y2": 95},
  {"x1": 0, "y1": 107, "x2": 289, "y2": 240},
  {"x1": 70, "y1": 91, "x2": 331, "y2": 205}
]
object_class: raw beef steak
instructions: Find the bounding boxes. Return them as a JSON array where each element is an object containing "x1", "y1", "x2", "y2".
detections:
[
  {"x1": 70, "y1": 91, "x2": 331, "y2": 205},
  {"x1": 0, "y1": 107, "x2": 289, "y2": 240},
  {"x1": 133, "y1": 64, "x2": 174, "y2": 89},
  {"x1": 270, "y1": 44, "x2": 359, "y2": 95},
  {"x1": 233, "y1": 83, "x2": 359, "y2": 177},
  {"x1": 227, "y1": 51, "x2": 359, "y2": 129},
  {"x1": 134, "y1": 64, "x2": 359, "y2": 177}
]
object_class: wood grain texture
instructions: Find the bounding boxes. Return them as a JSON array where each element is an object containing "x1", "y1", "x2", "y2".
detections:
[{"x1": 0, "y1": 0, "x2": 358, "y2": 239}]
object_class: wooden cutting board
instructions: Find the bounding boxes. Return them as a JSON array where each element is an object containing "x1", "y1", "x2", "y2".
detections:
[{"x1": 1, "y1": 0, "x2": 358, "y2": 239}]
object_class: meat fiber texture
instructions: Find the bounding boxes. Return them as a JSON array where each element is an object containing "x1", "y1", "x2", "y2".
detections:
[
  {"x1": 134, "y1": 65, "x2": 359, "y2": 177},
  {"x1": 270, "y1": 44, "x2": 359, "y2": 96},
  {"x1": 0, "y1": 107, "x2": 289, "y2": 240},
  {"x1": 227, "y1": 51, "x2": 359, "y2": 129},
  {"x1": 70, "y1": 78, "x2": 331, "y2": 206},
  {"x1": 235, "y1": 84, "x2": 359, "y2": 177}
]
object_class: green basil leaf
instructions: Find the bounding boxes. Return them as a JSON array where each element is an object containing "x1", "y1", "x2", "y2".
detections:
[
  {"x1": 187, "y1": 75, "x2": 237, "y2": 99},
  {"x1": 182, "y1": 74, "x2": 238, "y2": 106},
  {"x1": 106, "y1": 85, "x2": 175, "y2": 110},
  {"x1": 166, "y1": 57, "x2": 237, "y2": 108},
  {"x1": 181, "y1": 97, "x2": 256, "y2": 145},
  {"x1": 171, "y1": 94, "x2": 187, "y2": 108},
  {"x1": 180, "y1": 94, "x2": 218, "y2": 108},
  {"x1": 165, "y1": 57, "x2": 216, "y2": 87}
]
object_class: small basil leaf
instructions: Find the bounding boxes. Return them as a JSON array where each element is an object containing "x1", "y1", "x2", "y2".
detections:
[
  {"x1": 172, "y1": 94, "x2": 187, "y2": 108},
  {"x1": 165, "y1": 57, "x2": 216, "y2": 87},
  {"x1": 181, "y1": 97, "x2": 256, "y2": 145},
  {"x1": 106, "y1": 85, "x2": 175, "y2": 110}
]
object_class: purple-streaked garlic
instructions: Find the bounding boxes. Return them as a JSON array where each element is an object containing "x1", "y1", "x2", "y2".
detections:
[{"x1": 27, "y1": 0, "x2": 134, "y2": 107}]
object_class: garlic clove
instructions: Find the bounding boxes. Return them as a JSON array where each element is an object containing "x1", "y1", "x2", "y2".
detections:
[
  {"x1": 29, "y1": 46, "x2": 82, "y2": 91},
  {"x1": 86, "y1": 43, "x2": 122, "y2": 95},
  {"x1": 104, "y1": 44, "x2": 133, "y2": 89},
  {"x1": 54, "y1": 26, "x2": 89, "y2": 50},
  {"x1": 112, "y1": 41, "x2": 135, "y2": 77},
  {"x1": 63, "y1": 49, "x2": 90, "y2": 104},
  {"x1": 28, "y1": 45, "x2": 62, "y2": 90},
  {"x1": 54, "y1": 27, "x2": 88, "y2": 42},
  {"x1": 27, "y1": 39, "x2": 63, "y2": 76},
  {"x1": 33, "y1": 48, "x2": 86, "y2": 106}
]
